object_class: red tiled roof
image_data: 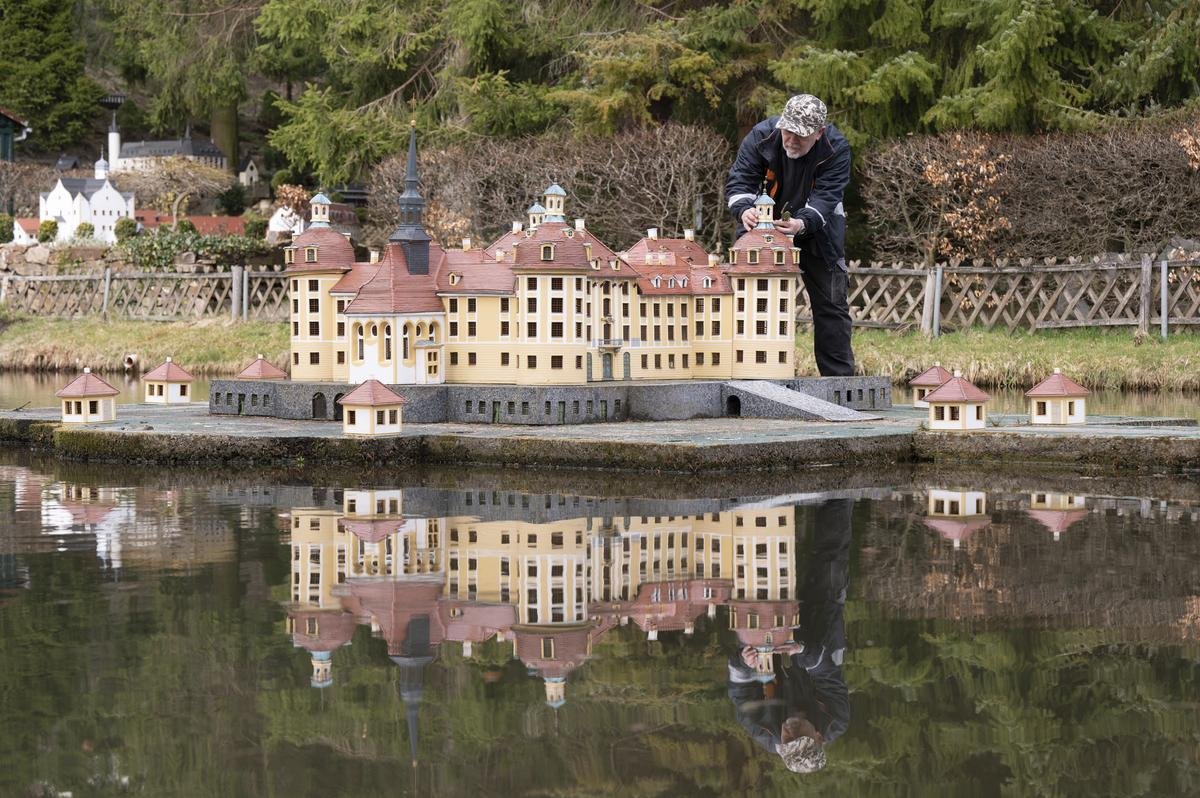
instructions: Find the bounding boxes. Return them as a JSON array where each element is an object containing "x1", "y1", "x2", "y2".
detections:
[
  {"x1": 923, "y1": 517, "x2": 991, "y2": 541},
  {"x1": 289, "y1": 608, "x2": 358, "y2": 653},
  {"x1": 344, "y1": 243, "x2": 444, "y2": 315},
  {"x1": 435, "y1": 248, "x2": 515, "y2": 294},
  {"x1": 342, "y1": 578, "x2": 445, "y2": 657},
  {"x1": 1025, "y1": 509, "x2": 1089, "y2": 536},
  {"x1": 235, "y1": 356, "x2": 288, "y2": 380},
  {"x1": 56, "y1": 371, "x2": 120, "y2": 398},
  {"x1": 726, "y1": 229, "x2": 801, "y2": 274},
  {"x1": 284, "y1": 226, "x2": 356, "y2": 274},
  {"x1": 340, "y1": 517, "x2": 406, "y2": 542},
  {"x1": 910, "y1": 364, "x2": 953, "y2": 388},
  {"x1": 923, "y1": 375, "x2": 990, "y2": 403},
  {"x1": 623, "y1": 237, "x2": 709, "y2": 268},
  {"x1": 63, "y1": 502, "x2": 117, "y2": 526},
  {"x1": 330, "y1": 262, "x2": 380, "y2": 295},
  {"x1": 508, "y1": 222, "x2": 629, "y2": 275},
  {"x1": 142, "y1": 358, "x2": 194, "y2": 382},
  {"x1": 132, "y1": 212, "x2": 247, "y2": 236},
  {"x1": 1025, "y1": 371, "x2": 1090, "y2": 398},
  {"x1": 338, "y1": 379, "x2": 406, "y2": 406},
  {"x1": 439, "y1": 602, "x2": 518, "y2": 643},
  {"x1": 513, "y1": 623, "x2": 592, "y2": 679},
  {"x1": 16, "y1": 217, "x2": 38, "y2": 234}
]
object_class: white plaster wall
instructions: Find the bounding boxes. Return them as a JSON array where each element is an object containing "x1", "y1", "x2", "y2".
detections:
[{"x1": 61, "y1": 397, "x2": 116, "y2": 424}]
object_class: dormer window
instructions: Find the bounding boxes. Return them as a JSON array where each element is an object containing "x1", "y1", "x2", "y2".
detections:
[
  {"x1": 448, "y1": 273, "x2": 460, "y2": 286},
  {"x1": 680, "y1": 277, "x2": 688, "y2": 287},
  {"x1": 747, "y1": 250, "x2": 759, "y2": 265},
  {"x1": 564, "y1": 228, "x2": 574, "y2": 238},
  {"x1": 541, "y1": 244, "x2": 554, "y2": 261},
  {"x1": 774, "y1": 249, "x2": 785, "y2": 265},
  {"x1": 792, "y1": 249, "x2": 801, "y2": 264},
  {"x1": 703, "y1": 277, "x2": 713, "y2": 288},
  {"x1": 284, "y1": 249, "x2": 295, "y2": 264},
  {"x1": 613, "y1": 261, "x2": 620, "y2": 271},
  {"x1": 667, "y1": 277, "x2": 676, "y2": 288},
  {"x1": 305, "y1": 247, "x2": 317, "y2": 263},
  {"x1": 763, "y1": 234, "x2": 774, "y2": 243},
  {"x1": 730, "y1": 251, "x2": 738, "y2": 264},
  {"x1": 651, "y1": 277, "x2": 661, "y2": 288},
  {"x1": 590, "y1": 260, "x2": 600, "y2": 270}
]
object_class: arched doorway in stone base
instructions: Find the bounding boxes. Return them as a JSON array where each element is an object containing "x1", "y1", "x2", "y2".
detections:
[
  {"x1": 312, "y1": 393, "x2": 327, "y2": 419},
  {"x1": 725, "y1": 395, "x2": 741, "y2": 417}
]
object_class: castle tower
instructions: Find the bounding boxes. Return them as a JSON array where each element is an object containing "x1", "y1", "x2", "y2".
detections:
[
  {"x1": 309, "y1": 192, "x2": 332, "y2": 227},
  {"x1": 388, "y1": 122, "x2": 431, "y2": 275},
  {"x1": 544, "y1": 676, "x2": 566, "y2": 708},
  {"x1": 542, "y1": 184, "x2": 566, "y2": 223},
  {"x1": 754, "y1": 192, "x2": 775, "y2": 229},
  {"x1": 94, "y1": 152, "x2": 109, "y2": 180},
  {"x1": 527, "y1": 202, "x2": 546, "y2": 229},
  {"x1": 310, "y1": 650, "x2": 333, "y2": 688},
  {"x1": 108, "y1": 117, "x2": 121, "y2": 171}
]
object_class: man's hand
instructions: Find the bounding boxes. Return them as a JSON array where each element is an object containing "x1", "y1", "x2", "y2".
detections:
[
  {"x1": 741, "y1": 207, "x2": 758, "y2": 232},
  {"x1": 773, "y1": 218, "x2": 805, "y2": 236},
  {"x1": 740, "y1": 645, "x2": 760, "y2": 668}
]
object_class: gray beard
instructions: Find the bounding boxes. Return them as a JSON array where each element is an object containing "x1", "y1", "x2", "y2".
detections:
[{"x1": 784, "y1": 148, "x2": 804, "y2": 159}]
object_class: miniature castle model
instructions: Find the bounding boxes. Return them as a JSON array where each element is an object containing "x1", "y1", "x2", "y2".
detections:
[
  {"x1": 923, "y1": 370, "x2": 990, "y2": 430},
  {"x1": 284, "y1": 126, "x2": 800, "y2": 387},
  {"x1": 37, "y1": 154, "x2": 135, "y2": 243},
  {"x1": 107, "y1": 120, "x2": 226, "y2": 172},
  {"x1": 56, "y1": 368, "x2": 120, "y2": 424},
  {"x1": 142, "y1": 357, "x2": 195, "y2": 404},
  {"x1": 1026, "y1": 368, "x2": 1089, "y2": 425},
  {"x1": 909, "y1": 362, "x2": 952, "y2": 408}
]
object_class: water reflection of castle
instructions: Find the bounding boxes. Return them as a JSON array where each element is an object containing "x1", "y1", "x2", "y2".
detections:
[{"x1": 283, "y1": 489, "x2": 799, "y2": 704}]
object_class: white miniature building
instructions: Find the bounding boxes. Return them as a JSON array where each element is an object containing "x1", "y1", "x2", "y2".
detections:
[
  {"x1": 11, "y1": 217, "x2": 38, "y2": 245},
  {"x1": 142, "y1": 357, "x2": 195, "y2": 404},
  {"x1": 108, "y1": 121, "x2": 227, "y2": 172},
  {"x1": 38, "y1": 155, "x2": 135, "y2": 243},
  {"x1": 1025, "y1": 368, "x2": 1089, "y2": 425},
  {"x1": 238, "y1": 157, "x2": 260, "y2": 188},
  {"x1": 924, "y1": 488, "x2": 990, "y2": 549},
  {"x1": 55, "y1": 368, "x2": 119, "y2": 424},
  {"x1": 337, "y1": 379, "x2": 405, "y2": 437},
  {"x1": 923, "y1": 370, "x2": 990, "y2": 430},
  {"x1": 909, "y1": 362, "x2": 952, "y2": 408}
]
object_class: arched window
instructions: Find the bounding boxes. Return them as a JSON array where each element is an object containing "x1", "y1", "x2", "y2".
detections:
[
  {"x1": 384, "y1": 325, "x2": 392, "y2": 360},
  {"x1": 355, "y1": 324, "x2": 364, "y2": 360},
  {"x1": 703, "y1": 277, "x2": 712, "y2": 288},
  {"x1": 415, "y1": 323, "x2": 424, "y2": 338},
  {"x1": 402, "y1": 325, "x2": 411, "y2": 360},
  {"x1": 427, "y1": 322, "x2": 439, "y2": 342},
  {"x1": 651, "y1": 277, "x2": 661, "y2": 288},
  {"x1": 370, "y1": 324, "x2": 378, "y2": 337},
  {"x1": 667, "y1": 277, "x2": 676, "y2": 288},
  {"x1": 541, "y1": 244, "x2": 554, "y2": 261}
]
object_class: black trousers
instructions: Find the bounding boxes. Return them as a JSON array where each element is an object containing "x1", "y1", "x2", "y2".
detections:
[{"x1": 800, "y1": 257, "x2": 855, "y2": 376}]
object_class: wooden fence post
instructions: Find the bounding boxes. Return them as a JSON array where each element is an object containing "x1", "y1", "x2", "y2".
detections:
[
  {"x1": 920, "y1": 266, "x2": 935, "y2": 335},
  {"x1": 0, "y1": 273, "x2": 9, "y2": 307},
  {"x1": 1160, "y1": 259, "x2": 1169, "y2": 340},
  {"x1": 242, "y1": 268, "x2": 250, "y2": 320},
  {"x1": 231, "y1": 266, "x2": 243, "y2": 322},
  {"x1": 932, "y1": 264, "x2": 944, "y2": 338},
  {"x1": 1138, "y1": 255, "x2": 1151, "y2": 334},
  {"x1": 101, "y1": 267, "x2": 112, "y2": 319}
]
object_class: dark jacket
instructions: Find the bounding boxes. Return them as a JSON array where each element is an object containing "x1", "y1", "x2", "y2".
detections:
[{"x1": 725, "y1": 119, "x2": 851, "y2": 269}]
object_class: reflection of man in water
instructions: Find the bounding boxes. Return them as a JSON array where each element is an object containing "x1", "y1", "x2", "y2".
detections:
[{"x1": 727, "y1": 499, "x2": 851, "y2": 773}]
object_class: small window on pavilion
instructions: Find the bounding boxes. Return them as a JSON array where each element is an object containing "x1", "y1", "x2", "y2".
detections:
[
  {"x1": 667, "y1": 277, "x2": 675, "y2": 288},
  {"x1": 747, "y1": 250, "x2": 759, "y2": 264},
  {"x1": 541, "y1": 244, "x2": 554, "y2": 261},
  {"x1": 304, "y1": 247, "x2": 317, "y2": 263},
  {"x1": 679, "y1": 277, "x2": 687, "y2": 287},
  {"x1": 448, "y1": 273, "x2": 460, "y2": 285},
  {"x1": 651, "y1": 277, "x2": 661, "y2": 288},
  {"x1": 284, "y1": 249, "x2": 295, "y2": 264},
  {"x1": 730, "y1": 251, "x2": 738, "y2": 264},
  {"x1": 703, "y1": 277, "x2": 712, "y2": 288},
  {"x1": 763, "y1": 233, "x2": 774, "y2": 243},
  {"x1": 774, "y1": 249, "x2": 785, "y2": 265}
]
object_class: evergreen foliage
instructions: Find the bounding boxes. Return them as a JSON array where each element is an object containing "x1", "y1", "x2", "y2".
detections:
[
  {"x1": 73, "y1": 222, "x2": 94, "y2": 239},
  {"x1": 36, "y1": 219, "x2": 57, "y2": 243},
  {"x1": 114, "y1": 215, "x2": 138, "y2": 242},
  {"x1": 0, "y1": 214, "x2": 12, "y2": 244}
]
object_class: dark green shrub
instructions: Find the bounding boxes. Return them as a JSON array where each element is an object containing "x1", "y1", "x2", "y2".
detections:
[
  {"x1": 270, "y1": 168, "x2": 295, "y2": 190},
  {"x1": 114, "y1": 216, "x2": 138, "y2": 242},
  {"x1": 74, "y1": 222, "x2": 95, "y2": 239},
  {"x1": 216, "y1": 183, "x2": 247, "y2": 216},
  {"x1": 37, "y1": 220, "x2": 57, "y2": 243},
  {"x1": 242, "y1": 213, "x2": 268, "y2": 240},
  {"x1": 174, "y1": 218, "x2": 198, "y2": 234},
  {"x1": 0, "y1": 213, "x2": 13, "y2": 244}
]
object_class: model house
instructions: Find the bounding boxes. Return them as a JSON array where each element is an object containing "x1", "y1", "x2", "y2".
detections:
[
  {"x1": 56, "y1": 368, "x2": 119, "y2": 424},
  {"x1": 1026, "y1": 368, "x2": 1089, "y2": 425},
  {"x1": 283, "y1": 128, "x2": 800, "y2": 388},
  {"x1": 38, "y1": 156, "x2": 135, "y2": 243},
  {"x1": 235, "y1": 355, "x2": 288, "y2": 380},
  {"x1": 909, "y1": 362, "x2": 952, "y2": 407},
  {"x1": 142, "y1": 357, "x2": 195, "y2": 404},
  {"x1": 337, "y1": 379, "x2": 405, "y2": 436},
  {"x1": 923, "y1": 370, "x2": 990, "y2": 430},
  {"x1": 1027, "y1": 493, "x2": 1088, "y2": 541}
]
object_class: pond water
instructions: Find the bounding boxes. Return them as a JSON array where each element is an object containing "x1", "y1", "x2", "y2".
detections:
[
  {"x1": 0, "y1": 371, "x2": 212, "y2": 411},
  {"x1": 1, "y1": 453, "x2": 1197, "y2": 796}
]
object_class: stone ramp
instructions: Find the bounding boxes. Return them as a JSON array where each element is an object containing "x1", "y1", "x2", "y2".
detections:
[{"x1": 724, "y1": 380, "x2": 877, "y2": 422}]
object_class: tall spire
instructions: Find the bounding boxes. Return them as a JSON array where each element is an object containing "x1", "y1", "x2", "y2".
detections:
[{"x1": 389, "y1": 120, "x2": 431, "y2": 274}]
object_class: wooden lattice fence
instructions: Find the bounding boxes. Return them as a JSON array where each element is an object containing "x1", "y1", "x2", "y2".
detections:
[
  {"x1": 0, "y1": 268, "x2": 289, "y2": 321},
  {"x1": 796, "y1": 255, "x2": 1199, "y2": 335}
]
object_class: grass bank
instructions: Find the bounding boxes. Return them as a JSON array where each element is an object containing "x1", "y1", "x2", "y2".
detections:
[
  {"x1": 798, "y1": 328, "x2": 1200, "y2": 391},
  {"x1": 0, "y1": 310, "x2": 288, "y2": 376}
]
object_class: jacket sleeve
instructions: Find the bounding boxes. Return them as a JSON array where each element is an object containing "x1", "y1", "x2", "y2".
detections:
[
  {"x1": 726, "y1": 129, "x2": 767, "y2": 222},
  {"x1": 794, "y1": 138, "x2": 851, "y2": 240}
]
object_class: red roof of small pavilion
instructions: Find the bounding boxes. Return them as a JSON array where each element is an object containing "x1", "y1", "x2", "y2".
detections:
[
  {"x1": 338, "y1": 379, "x2": 406, "y2": 407},
  {"x1": 55, "y1": 370, "x2": 119, "y2": 398},
  {"x1": 910, "y1": 364, "x2": 953, "y2": 387},
  {"x1": 923, "y1": 517, "x2": 992, "y2": 541},
  {"x1": 142, "y1": 358, "x2": 194, "y2": 382},
  {"x1": 1025, "y1": 370, "x2": 1090, "y2": 398},
  {"x1": 923, "y1": 375, "x2": 990, "y2": 403},
  {"x1": 284, "y1": 226, "x2": 356, "y2": 274},
  {"x1": 340, "y1": 517, "x2": 406, "y2": 542},
  {"x1": 236, "y1": 355, "x2": 288, "y2": 380},
  {"x1": 1025, "y1": 509, "x2": 1089, "y2": 536}
]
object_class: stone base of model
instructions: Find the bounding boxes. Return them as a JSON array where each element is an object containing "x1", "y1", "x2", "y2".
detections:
[{"x1": 207, "y1": 377, "x2": 891, "y2": 425}]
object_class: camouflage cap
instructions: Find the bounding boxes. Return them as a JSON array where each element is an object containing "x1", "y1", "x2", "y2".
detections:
[
  {"x1": 775, "y1": 94, "x2": 828, "y2": 137},
  {"x1": 777, "y1": 736, "x2": 827, "y2": 774}
]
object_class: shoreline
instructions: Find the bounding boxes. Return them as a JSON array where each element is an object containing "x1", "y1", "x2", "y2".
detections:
[{"x1": 1, "y1": 403, "x2": 1196, "y2": 474}]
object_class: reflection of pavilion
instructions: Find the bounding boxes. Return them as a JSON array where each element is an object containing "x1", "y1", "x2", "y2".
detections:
[
  {"x1": 281, "y1": 494, "x2": 800, "y2": 706},
  {"x1": 1026, "y1": 493, "x2": 1089, "y2": 541},
  {"x1": 924, "y1": 488, "x2": 990, "y2": 549}
]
